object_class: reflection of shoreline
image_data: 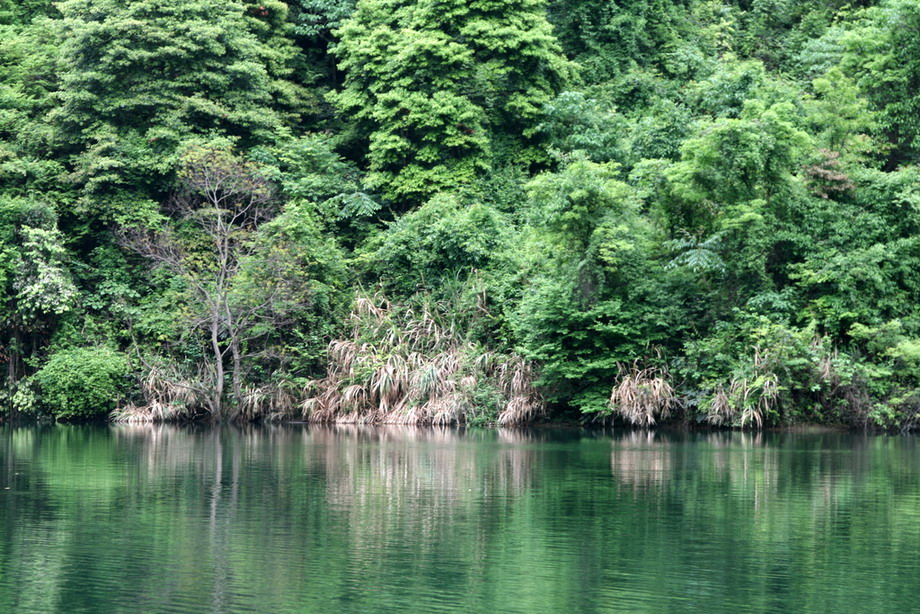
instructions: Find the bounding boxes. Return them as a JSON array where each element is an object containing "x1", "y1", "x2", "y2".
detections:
[
  {"x1": 610, "y1": 431, "x2": 671, "y2": 489},
  {"x1": 611, "y1": 431, "x2": 771, "y2": 491},
  {"x1": 3, "y1": 424, "x2": 892, "y2": 528},
  {"x1": 606, "y1": 430, "x2": 878, "y2": 520},
  {"x1": 2, "y1": 424, "x2": 919, "y2": 614},
  {"x1": 101, "y1": 423, "x2": 548, "y2": 519},
  {"x1": 302, "y1": 423, "x2": 569, "y2": 444},
  {"x1": 308, "y1": 424, "x2": 544, "y2": 508}
]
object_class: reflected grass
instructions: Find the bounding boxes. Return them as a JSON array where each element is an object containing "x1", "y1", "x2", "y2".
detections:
[{"x1": 1, "y1": 425, "x2": 920, "y2": 613}]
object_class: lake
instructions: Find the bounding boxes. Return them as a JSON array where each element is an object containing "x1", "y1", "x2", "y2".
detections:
[{"x1": 0, "y1": 425, "x2": 918, "y2": 613}]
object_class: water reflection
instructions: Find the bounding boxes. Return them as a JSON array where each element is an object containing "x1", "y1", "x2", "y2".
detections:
[
  {"x1": 610, "y1": 430, "x2": 672, "y2": 489},
  {"x1": 1, "y1": 425, "x2": 920, "y2": 613}
]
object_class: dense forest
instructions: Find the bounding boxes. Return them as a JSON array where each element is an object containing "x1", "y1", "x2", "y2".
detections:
[{"x1": 1, "y1": 0, "x2": 919, "y2": 429}]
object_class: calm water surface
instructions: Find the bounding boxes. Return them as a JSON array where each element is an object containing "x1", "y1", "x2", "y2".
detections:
[{"x1": 0, "y1": 425, "x2": 918, "y2": 613}]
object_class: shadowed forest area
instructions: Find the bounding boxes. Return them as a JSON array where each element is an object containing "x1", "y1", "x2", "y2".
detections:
[{"x1": 2, "y1": 0, "x2": 920, "y2": 429}]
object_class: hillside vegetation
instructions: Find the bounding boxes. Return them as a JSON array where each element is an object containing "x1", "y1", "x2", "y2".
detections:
[{"x1": 2, "y1": 0, "x2": 920, "y2": 429}]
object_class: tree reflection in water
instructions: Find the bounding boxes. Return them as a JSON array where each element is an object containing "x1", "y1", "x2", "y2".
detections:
[{"x1": 2, "y1": 425, "x2": 920, "y2": 613}]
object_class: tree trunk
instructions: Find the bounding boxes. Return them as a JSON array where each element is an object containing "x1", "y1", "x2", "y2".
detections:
[
  {"x1": 210, "y1": 311, "x2": 224, "y2": 418},
  {"x1": 230, "y1": 333, "x2": 242, "y2": 419},
  {"x1": 6, "y1": 329, "x2": 22, "y2": 419}
]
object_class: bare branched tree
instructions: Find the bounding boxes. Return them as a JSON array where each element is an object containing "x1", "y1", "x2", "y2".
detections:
[{"x1": 121, "y1": 147, "x2": 280, "y2": 418}]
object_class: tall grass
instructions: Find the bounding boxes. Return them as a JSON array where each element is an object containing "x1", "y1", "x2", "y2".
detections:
[
  {"x1": 111, "y1": 365, "x2": 204, "y2": 423},
  {"x1": 705, "y1": 346, "x2": 780, "y2": 428},
  {"x1": 237, "y1": 383, "x2": 300, "y2": 421},
  {"x1": 608, "y1": 361, "x2": 679, "y2": 427},
  {"x1": 298, "y1": 295, "x2": 544, "y2": 425}
]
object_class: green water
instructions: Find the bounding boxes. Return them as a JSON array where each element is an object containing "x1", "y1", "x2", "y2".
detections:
[{"x1": 0, "y1": 425, "x2": 918, "y2": 613}]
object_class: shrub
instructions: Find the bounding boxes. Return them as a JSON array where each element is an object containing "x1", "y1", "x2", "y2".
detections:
[{"x1": 34, "y1": 347, "x2": 129, "y2": 420}]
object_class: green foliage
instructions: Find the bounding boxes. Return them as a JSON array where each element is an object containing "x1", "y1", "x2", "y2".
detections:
[
  {"x1": 330, "y1": 0, "x2": 572, "y2": 203},
  {"x1": 254, "y1": 134, "x2": 364, "y2": 209},
  {"x1": 805, "y1": 68, "x2": 877, "y2": 154},
  {"x1": 1, "y1": 0, "x2": 919, "y2": 429},
  {"x1": 680, "y1": 318, "x2": 821, "y2": 425},
  {"x1": 510, "y1": 160, "x2": 679, "y2": 413},
  {"x1": 239, "y1": 199, "x2": 349, "y2": 377},
  {"x1": 50, "y1": 0, "x2": 311, "y2": 217},
  {"x1": 836, "y1": 0, "x2": 920, "y2": 164},
  {"x1": 623, "y1": 99, "x2": 693, "y2": 164},
  {"x1": 692, "y1": 59, "x2": 769, "y2": 119},
  {"x1": 361, "y1": 194, "x2": 509, "y2": 297},
  {"x1": 0, "y1": 197, "x2": 75, "y2": 327},
  {"x1": 251, "y1": 133, "x2": 377, "y2": 246},
  {"x1": 667, "y1": 101, "x2": 811, "y2": 225},
  {"x1": 32, "y1": 346, "x2": 129, "y2": 419},
  {"x1": 525, "y1": 160, "x2": 632, "y2": 253},
  {"x1": 13, "y1": 226, "x2": 77, "y2": 317},
  {"x1": 540, "y1": 92, "x2": 625, "y2": 163},
  {"x1": 0, "y1": 19, "x2": 63, "y2": 197},
  {"x1": 291, "y1": 0, "x2": 355, "y2": 40},
  {"x1": 547, "y1": 0, "x2": 708, "y2": 84}
]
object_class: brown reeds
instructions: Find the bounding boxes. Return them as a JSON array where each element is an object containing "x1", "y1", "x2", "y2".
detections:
[
  {"x1": 238, "y1": 383, "x2": 300, "y2": 421},
  {"x1": 111, "y1": 364, "x2": 205, "y2": 423},
  {"x1": 298, "y1": 295, "x2": 544, "y2": 425},
  {"x1": 608, "y1": 361, "x2": 679, "y2": 427}
]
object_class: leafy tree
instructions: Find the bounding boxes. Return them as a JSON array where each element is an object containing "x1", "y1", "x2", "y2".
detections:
[
  {"x1": 122, "y1": 147, "x2": 278, "y2": 416},
  {"x1": 360, "y1": 193, "x2": 509, "y2": 297},
  {"x1": 838, "y1": 0, "x2": 920, "y2": 165},
  {"x1": 251, "y1": 133, "x2": 376, "y2": 245},
  {"x1": 0, "y1": 2, "x2": 14, "y2": 25},
  {"x1": 290, "y1": 0, "x2": 355, "y2": 41},
  {"x1": 665, "y1": 100, "x2": 811, "y2": 233},
  {"x1": 0, "y1": 0, "x2": 56, "y2": 24},
  {"x1": 235, "y1": 199, "x2": 348, "y2": 382},
  {"x1": 330, "y1": 0, "x2": 572, "y2": 204},
  {"x1": 513, "y1": 160, "x2": 675, "y2": 412},
  {"x1": 50, "y1": 0, "x2": 308, "y2": 219},
  {"x1": 539, "y1": 91, "x2": 625, "y2": 163},
  {"x1": 123, "y1": 146, "x2": 346, "y2": 416},
  {"x1": 623, "y1": 99, "x2": 693, "y2": 164},
  {"x1": 0, "y1": 197, "x2": 76, "y2": 413},
  {"x1": 547, "y1": 0, "x2": 706, "y2": 84},
  {"x1": 0, "y1": 19, "x2": 63, "y2": 197},
  {"x1": 804, "y1": 68, "x2": 877, "y2": 155}
]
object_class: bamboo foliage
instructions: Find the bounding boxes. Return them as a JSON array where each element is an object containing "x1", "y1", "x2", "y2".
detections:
[{"x1": 298, "y1": 296, "x2": 544, "y2": 425}]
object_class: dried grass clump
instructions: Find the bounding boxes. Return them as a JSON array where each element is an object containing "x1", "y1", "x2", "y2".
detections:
[
  {"x1": 300, "y1": 296, "x2": 544, "y2": 425},
  {"x1": 609, "y1": 361, "x2": 679, "y2": 427},
  {"x1": 112, "y1": 365, "x2": 204, "y2": 423},
  {"x1": 239, "y1": 383, "x2": 300, "y2": 421},
  {"x1": 111, "y1": 401, "x2": 182, "y2": 424}
]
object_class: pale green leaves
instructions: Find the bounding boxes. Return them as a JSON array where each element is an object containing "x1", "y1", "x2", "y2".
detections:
[{"x1": 13, "y1": 225, "x2": 76, "y2": 317}]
